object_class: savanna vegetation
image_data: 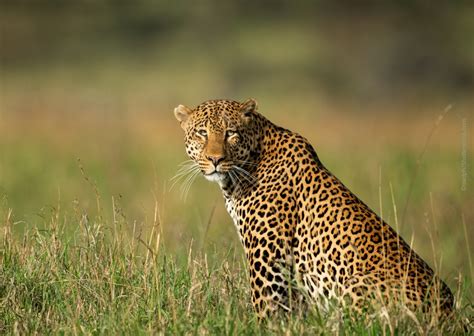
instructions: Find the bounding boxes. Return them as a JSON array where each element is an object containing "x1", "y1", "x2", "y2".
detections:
[{"x1": 1, "y1": 1, "x2": 473, "y2": 334}]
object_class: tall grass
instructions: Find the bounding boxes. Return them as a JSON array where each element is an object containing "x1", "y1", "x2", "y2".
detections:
[{"x1": 1, "y1": 186, "x2": 472, "y2": 334}]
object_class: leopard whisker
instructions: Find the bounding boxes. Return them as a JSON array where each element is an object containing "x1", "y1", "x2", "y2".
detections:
[
  {"x1": 228, "y1": 170, "x2": 241, "y2": 197},
  {"x1": 170, "y1": 161, "x2": 201, "y2": 191},
  {"x1": 234, "y1": 159, "x2": 258, "y2": 167},
  {"x1": 177, "y1": 159, "x2": 196, "y2": 167},
  {"x1": 234, "y1": 165, "x2": 255, "y2": 178},
  {"x1": 232, "y1": 171, "x2": 250, "y2": 186},
  {"x1": 171, "y1": 166, "x2": 199, "y2": 181},
  {"x1": 233, "y1": 166, "x2": 258, "y2": 186},
  {"x1": 180, "y1": 167, "x2": 201, "y2": 200},
  {"x1": 232, "y1": 169, "x2": 244, "y2": 186},
  {"x1": 228, "y1": 170, "x2": 236, "y2": 187},
  {"x1": 172, "y1": 160, "x2": 199, "y2": 177},
  {"x1": 170, "y1": 165, "x2": 198, "y2": 184}
]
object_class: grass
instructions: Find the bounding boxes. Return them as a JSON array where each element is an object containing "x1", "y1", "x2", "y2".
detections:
[{"x1": 1, "y1": 198, "x2": 472, "y2": 335}]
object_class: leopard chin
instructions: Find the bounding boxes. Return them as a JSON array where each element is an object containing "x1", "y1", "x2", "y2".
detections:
[{"x1": 203, "y1": 171, "x2": 227, "y2": 183}]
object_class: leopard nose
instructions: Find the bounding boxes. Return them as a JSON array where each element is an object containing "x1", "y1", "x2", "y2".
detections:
[{"x1": 206, "y1": 155, "x2": 225, "y2": 166}]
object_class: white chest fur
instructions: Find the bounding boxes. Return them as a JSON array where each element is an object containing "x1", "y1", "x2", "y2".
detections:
[{"x1": 224, "y1": 198, "x2": 244, "y2": 243}]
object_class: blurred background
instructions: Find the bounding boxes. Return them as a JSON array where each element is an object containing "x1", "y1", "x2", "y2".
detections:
[{"x1": 1, "y1": 1, "x2": 473, "y2": 284}]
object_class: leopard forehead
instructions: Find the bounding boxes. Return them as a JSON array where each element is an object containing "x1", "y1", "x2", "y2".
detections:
[{"x1": 187, "y1": 99, "x2": 245, "y2": 131}]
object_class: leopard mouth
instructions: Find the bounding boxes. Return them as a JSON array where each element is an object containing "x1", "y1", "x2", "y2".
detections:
[
  {"x1": 201, "y1": 162, "x2": 234, "y2": 182},
  {"x1": 202, "y1": 165, "x2": 231, "y2": 176}
]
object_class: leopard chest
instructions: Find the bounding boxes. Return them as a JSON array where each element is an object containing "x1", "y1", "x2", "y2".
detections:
[
  {"x1": 225, "y1": 198, "x2": 239, "y2": 230},
  {"x1": 224, "y1": 197, "x2": 250, "y2": 246}
]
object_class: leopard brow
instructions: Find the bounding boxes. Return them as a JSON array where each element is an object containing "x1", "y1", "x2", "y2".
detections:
[
  {"x1": 206, "y1": 118, "x2": 225, "y2": 133},
  {"x1": 222, "y1": 115, "x2": 240, "y2": 132}
]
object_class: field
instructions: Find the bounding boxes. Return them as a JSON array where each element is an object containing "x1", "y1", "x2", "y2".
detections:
[
  {"x1": 1, "y1": 92, "x2": 473, "y2": 334},
  {"x1": 1, "y1": 3, "x2": 474, "y2": 334}
]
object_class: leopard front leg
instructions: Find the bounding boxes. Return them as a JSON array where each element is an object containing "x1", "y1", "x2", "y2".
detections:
[
  {"x1": 243, "y1": 229, "x2": 295, "y2": 318},
  {"x1": 228, "y1": 192, "x2": 297, "y2": 317}
]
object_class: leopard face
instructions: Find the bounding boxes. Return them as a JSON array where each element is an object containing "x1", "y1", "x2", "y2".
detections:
[{"x1": 174, "y1": 99, "x2": 261, "y2": 184}]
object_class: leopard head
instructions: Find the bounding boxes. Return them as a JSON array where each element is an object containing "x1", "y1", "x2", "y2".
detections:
[{"x1": 174, "y1": 98, "x2": 260, "y2": 184}]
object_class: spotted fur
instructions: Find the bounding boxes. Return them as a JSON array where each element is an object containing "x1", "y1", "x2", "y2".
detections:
[{"x1": 174, "y1": 98, "x2": 453, "y2": 317}]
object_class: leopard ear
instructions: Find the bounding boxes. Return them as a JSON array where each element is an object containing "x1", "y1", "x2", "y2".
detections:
[
  {"x1": 174, "y1": 104, "x2": 193, "y2": 125},
  {"x1": 241, "y1": 98, "x2": 258, "y2": 119}
]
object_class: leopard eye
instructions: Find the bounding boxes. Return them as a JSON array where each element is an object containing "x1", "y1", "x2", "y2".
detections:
[
  {"x1": 226, "y1": 130, "x2": 238, "y2": 138},
  {"x1": 197, "y1": 129, "x2": 207, "y2": 137}
]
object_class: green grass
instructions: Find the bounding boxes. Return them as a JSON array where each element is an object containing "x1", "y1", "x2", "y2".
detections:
[{"x1": 1, "y1": 202, "x2": 472, "y2": 335}]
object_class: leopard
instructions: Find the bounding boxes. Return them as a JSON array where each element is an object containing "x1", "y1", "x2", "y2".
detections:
[{"x1": 173, "y1": 98, "x2": 454, "y2": 318}]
